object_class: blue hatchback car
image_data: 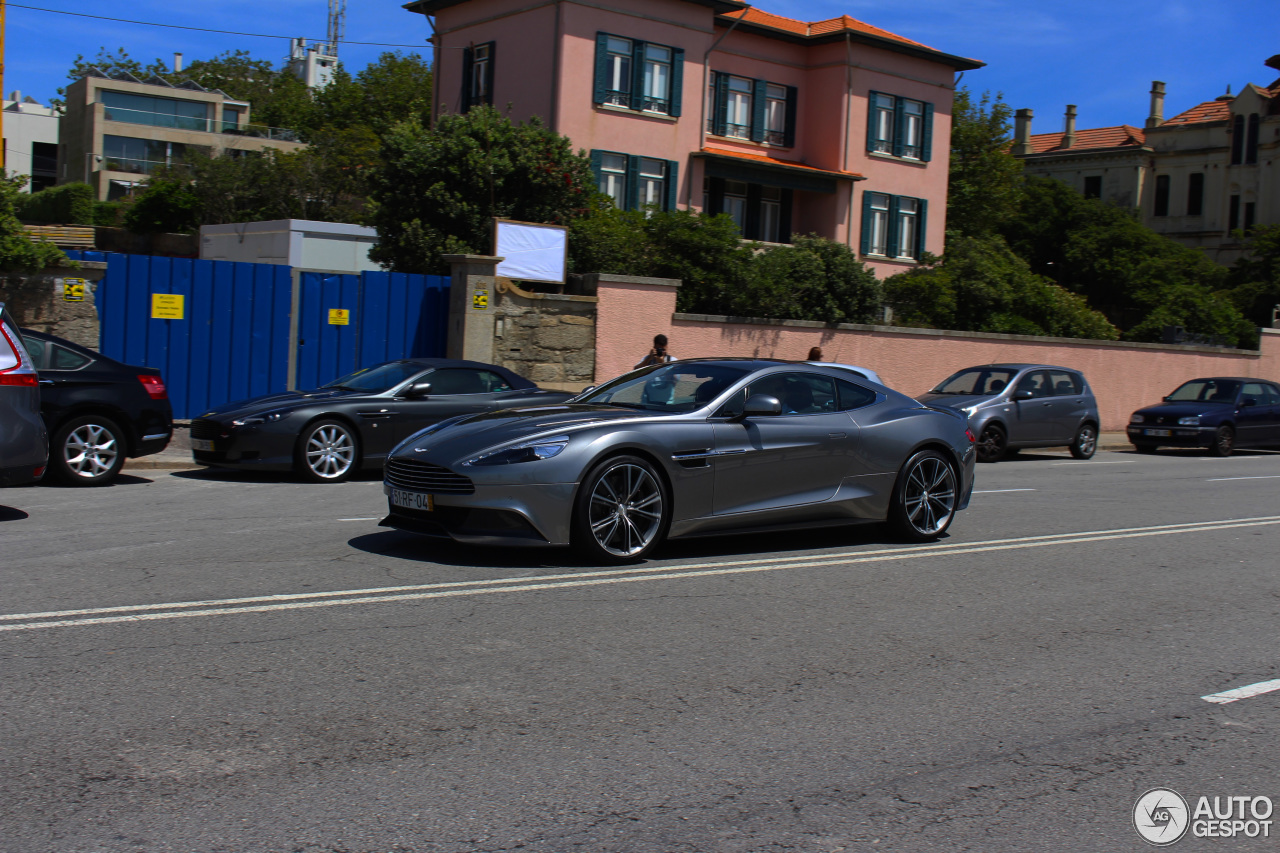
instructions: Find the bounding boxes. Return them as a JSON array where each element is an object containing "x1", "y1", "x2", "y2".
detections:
[{"x1": 1127, "y1": 377, "x2": 1280, "y2": 456}]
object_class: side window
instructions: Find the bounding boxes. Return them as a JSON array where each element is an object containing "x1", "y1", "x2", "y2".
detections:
[
  {"x1": 51, "y1": 344, "x2": 93, "y2": 371},
  {"x1": 835, "y1": 378, "x2": 876, "y2": 411},
  {"x1": 1046, "y1": 370, "x2": 1081, "y2": 397},
  {"x1": 1015, "y1": 370, "x2": 1051, "y2": 398},
  {"x1": 866, "y1": 91, "x2": 933, "y2": 161},
  {"x1": 477, "y1": 370, "x2": 512, "y2": 392},
  {"x1": 1265, "y1": 384, "x2": 1280, "y2": 406},
  {"x1": 742, "y1": 373, "x2": 835, "y2": 415},
  {"x1": 1241, "y1": 382, "x2": 1266, "y2": 405},
  {"x1": 20, "y1": 336, "x2": 46, "y2": 369},
  {"x1": 428, "y1": 369, "x2": 489, "y2": 395}
]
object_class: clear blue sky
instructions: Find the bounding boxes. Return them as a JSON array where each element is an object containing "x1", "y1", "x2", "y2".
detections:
[{"x1": 5, "y1": 0, "x2": 1278, "y2": 135}]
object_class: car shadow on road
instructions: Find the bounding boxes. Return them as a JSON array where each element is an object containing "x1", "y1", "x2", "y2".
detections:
[
  {"x1": 36, "y1": 473, "x2": 156, "y2": 488},
  {"x1": 168, "y1": 468, "x2": 384, "y2": 485},
  {"x1": 0, "y1": 505, "x2": 30, "y2": 522}
]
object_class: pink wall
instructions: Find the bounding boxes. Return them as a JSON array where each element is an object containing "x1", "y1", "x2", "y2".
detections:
[{"x1": 594, "y1": 280, "x2": 1280, "y2": 430}]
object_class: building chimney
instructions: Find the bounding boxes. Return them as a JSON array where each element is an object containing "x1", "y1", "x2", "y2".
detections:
[
  {"x1": 1147, "y1": 81, "x2": 1166, "y2": 129},
  {"x1": 8, "y1": 90, "x2": 19, "y2": 103},
  {"x1": 1012, "y1": 108, "x2": 1034, "y2": 155},
  {"x1": 174, "y1": 53, "x2": 184, "y2": 74},
  {"x1": 1063, "y1": 105, "x2": 1077, "y2": 149}
]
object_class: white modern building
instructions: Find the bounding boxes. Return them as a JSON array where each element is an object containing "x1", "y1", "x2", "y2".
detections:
[{"x1": 3, "y1": 93, "x2": 61, "y2": 192}]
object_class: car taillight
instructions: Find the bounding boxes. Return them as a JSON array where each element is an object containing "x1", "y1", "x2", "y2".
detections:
[
  {"x1": 33, "y1": 465, "x2": 46, "y2": 479},
  {"x1": 138, "y1": 374, "x2": 168, "y2": 400},
  {"x1": 0, "y1": 371, "x2": 38, "y2": 386},
  {"x1": 966, "y1": 428, "x2": 976, "y2": 443}
]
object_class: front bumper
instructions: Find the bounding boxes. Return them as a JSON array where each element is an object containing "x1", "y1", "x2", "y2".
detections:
[
  {"x1": 190, "y1": 419, "x2": 296, "y2": 471},
  {"x1": 380, "y1": 481, "x2": 577, "y2": 547},
  {"x1": 1126, "y1": 425, "x2": 1212, "y2": 447}
]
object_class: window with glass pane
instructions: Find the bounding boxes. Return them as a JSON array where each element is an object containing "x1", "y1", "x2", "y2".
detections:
[
  {"x1": 605, "y1": 37, "x2": 632, "y2": 106},
  {"x1": 599, "y1": 153, "x2": 627, "y2": 207},
  {"x1": 470, "y1": 44, "x2": 491, "y2": 104},
  {"x1": 726, "y1": 77, "x2": 752, "y2": 139},
  {"x1": 706, "y1": 78, "x2": 717, "y2": 132},
  {"x1": 902, "y1": 100, "x2": 923, "y2": 159},
  {"x1": 896, "y1": 197, "x2": 919, "y2": 259},
  {"x1": 638, "y1": 158, "x2": 667, "y2": 212},
  {"x1": 760, "y1": 186, "x2": 782, "y2": 242},
  {"x1": 867, "y1": 193, "x2": 889, "y2": 255},
  {"x1": 764, "y1": 84, "x2": 788, "y2": 145},
  {"x1": 873, "y1": 95, "x2": 894, "y2": 153},
  {"x1": 101, "y1": 90, "x2": 209, "y2": 132},
  {"x1": 643, "y1": 44, "x2": 671, "y2": 113},
  {"x1": 724, "y1": 180, "x2": 748, "y2": 231}
]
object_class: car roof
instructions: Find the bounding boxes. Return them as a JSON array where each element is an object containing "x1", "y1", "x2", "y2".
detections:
[
  {"x1": 961, "y1": 363, "x2": 1080, "y2": 371},
  {"x1": 390, "y1": 358, "x2": 538, "y2": 389},
  {"x1": 1179, "y1": 376, "x2": 1263, "y2": 383}
]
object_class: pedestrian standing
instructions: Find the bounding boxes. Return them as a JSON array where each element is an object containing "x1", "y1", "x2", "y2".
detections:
[
  {"x1": 807, "y1": 346, "x2": 823, "y2": 361},
  {"x1": 635, "y1": 334, "x2": 676, "y2": 369}
]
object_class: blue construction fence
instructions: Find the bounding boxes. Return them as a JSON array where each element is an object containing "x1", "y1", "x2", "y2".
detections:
[{"x1": 67, "y1": 252, "x2": 450, "y2": 418}]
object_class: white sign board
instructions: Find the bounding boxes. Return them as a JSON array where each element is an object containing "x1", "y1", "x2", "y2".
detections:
[{"x1": 494, "y1": 219, "x2": 567, "y2": 284}]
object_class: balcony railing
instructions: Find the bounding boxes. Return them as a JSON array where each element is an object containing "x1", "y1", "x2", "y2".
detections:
[
  {"x1": 218, "y1": 120, "x2": 301, "y2": 142},
  {"x1": 99, "y1": 103, "x2": 301, "y2": 142},
  {"x1": 101, "y1": 156, "x2": 192, "y2": 176}
]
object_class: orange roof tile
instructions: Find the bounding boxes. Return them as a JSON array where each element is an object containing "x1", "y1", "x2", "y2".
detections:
[
  {"x1": 699, "y1": 147, "x2": 863, "y2": 179},
  {"x1": 1025, "y1": 125, "x2": 1146, "y2": 154},
  {"x1": 1163, "y1": 99, "x2": 1232, "y2": 125}
]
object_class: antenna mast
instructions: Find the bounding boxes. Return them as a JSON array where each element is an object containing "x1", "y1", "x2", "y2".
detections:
[{"x1": 327, "y1": 0, "x2": 346, "y2": 57}]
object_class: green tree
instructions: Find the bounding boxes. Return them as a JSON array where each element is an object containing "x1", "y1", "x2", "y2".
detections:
[
  {"x1": 947, "y1": 88, "x2": 1024, "y2": 237},
  {"x1": 368, "y1": 108, "x2": 595, "y2": 274},
  {"x1": 0, "y1": 177, "x2": 69, "y2": 271},
  {"x1": 1222, "y1": 225, "x2": 1280, "y2": 330},
  {"x1": 312, "y1": 52, "x2": 433, "y2": 136}
]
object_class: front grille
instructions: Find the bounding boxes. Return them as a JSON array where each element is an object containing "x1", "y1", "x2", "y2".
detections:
[
  {"x1": 385, "y1": 458, "x2": 475, "y2": 494},
  {"x1": 190, "y1": 419, "x2": 226, "y2": 440}
]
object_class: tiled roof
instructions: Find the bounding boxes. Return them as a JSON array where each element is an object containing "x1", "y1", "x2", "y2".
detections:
[
  {"x1": 700, "y1": 147, "x2": 863, "y2": 179},
  {"x1": 1025, "y1": 125, "x2": 1146, "y2": 154},
  {"x1": 1163, "y1": 99, "x2": 1232, "y2": 125}
]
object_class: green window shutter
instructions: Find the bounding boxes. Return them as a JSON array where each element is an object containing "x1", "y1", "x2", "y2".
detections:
[
  {"x1": 714, "y1": 73, "x2": 729, "y2": 137},
  {"x1": 751, "y1": 79, "x2": 768, "y2": 142},
  {"x1": 625, "y1": 155, "x2": 640, "y2": 211},
  {"x1": 887, "y1": 195, "x2": 902, "y2": 257},
  {"x1": 916, "y1": 198, "x2": 928, "y2": 258},
  {"x1": 484, "y1": 42, "x2": 496, "y2": 106},
  {"x1": 670, "y1": 48, "x2": 684, "y2": 116},
  {"x1": 859, "y1": 191, "x2": 873, "y2": 255},
  {"x1": 892, "y1": 99, "x2": 905, "y2": 157},
  {"x1": 921, "y1": 102, "x2": 934, "y2": 161},
  {"x1": 461, "y1": 46, "x2": 474, "y2": 113},
  {"x1": 630, "y1": 41, "x2": 646, "y2": 111},
  {"x1": 665, "y1": 160, "x2": 679, "y2": 211},
  {"x1": 593, "y1": 33, "x2": 610, "y2": 105},
  {"x1": 589, "y1": 150, "x2": 604, "y2": 190},
  {"x1": 865, "y1": 91, "x2": 880, "y2": 153},
  {"x1": 783, "y1": 86, "x2": 798, "y2": 147}
]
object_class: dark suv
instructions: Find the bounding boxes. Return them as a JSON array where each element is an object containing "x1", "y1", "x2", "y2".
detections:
[
  {"x1": 919, "y1": 363, "x2": 1101, "y2": 462},
  {"x1": 20, "y1": 329, "x2": 173, "y2": 486}
]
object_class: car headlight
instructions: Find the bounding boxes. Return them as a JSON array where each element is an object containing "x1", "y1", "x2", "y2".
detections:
[
  {"x1": 1130, "y1": 413, "x2": 1145, "y2": 424},
  {"x1": 1177, "y1": 415, "x2": 1200, "y2": 426},
  {"x1": 961, "y1": 405, "x2": 979, "y2": 417},
  {"x1": 233, "y1": 410, "x2": 291, "y2": 426},
  {"x1": 464, "y1": 435, "x2": 570, "y2": 466}
]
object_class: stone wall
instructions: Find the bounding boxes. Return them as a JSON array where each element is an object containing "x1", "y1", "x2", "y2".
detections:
[
  {"x1": 492, "y1": 277, "x2": 597, "y2": 391},
  {"x1": 0, "y1": 262, "x2": 107, "y2": 348}
]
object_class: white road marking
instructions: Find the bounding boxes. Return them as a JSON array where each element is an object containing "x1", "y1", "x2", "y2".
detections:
[
  {"x1": 1051, "y1": 461, "x2": 1125, "y2": 465},
  {"x1": 338, "y1": 517, "x2": 380, "y2": 522},
  {"x1": 1205, "y1": 475, "x2": 1280, "y2": 482},
  {"x1": 1202, "y1": 679, "x2": 1280, "y2": 704},
  {"x1": 973, "y1": 488, "x2": 1036, "y2": 493},
  {"x1": 3, "y1": 516, "x2": 1280, "y2": 633}
]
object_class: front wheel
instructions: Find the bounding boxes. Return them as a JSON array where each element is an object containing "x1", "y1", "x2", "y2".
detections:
[
  {"x1": 975, "y1": 424, "x2": 1007, "y2": 463},
  {"x1": 50, "y1": 414, "x2": 126, "y2": 486},
  {"x1": 1209, "y1": 425, "x2": 1234, "y2": 458},
  {"x1": 1069, "y1": 423, "x2": 1098, "y2": 459},
  {"x1": 889, "y1": 450, "x2": 959, "y2": 542},
  {"x1": 295, "y1": 419, "x2": 360, "y2": 482},
  {"x1": 572, "y1": 455, "x2": 670, "y2": 564}
]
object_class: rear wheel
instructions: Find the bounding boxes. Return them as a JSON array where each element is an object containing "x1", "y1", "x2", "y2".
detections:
[
  {"x1": 572, "y1": 455, "x2": 669, "y2": 564},
  {"x1": 1209, "y1": 425, "x2": 1234, "y2": 458},
  {"x1": 50, "y1": 414, "x2": 126, "y2": 486},
  {"x1": 890, "y1": 450, "x2": 958, "y2": 542},
  {"x1": 975, "y1": 424, "x2": 1007, "y2": 463},
  {"x1": 296, "y1": 419, "x2": 359, "y2": 483},
  {"x1": 1069, "y1": 423, "x2": 1098, "y2": 459}
]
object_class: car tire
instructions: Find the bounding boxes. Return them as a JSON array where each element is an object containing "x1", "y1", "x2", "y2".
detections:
[
  {"x1": 975, "y1": 424, "x2": 1007, "y2": 463},
  {"x1": 50, "y1": 414, "x2": 127, "y2": 486},
  {"x1": 1134, "y1": 444, "x2": 1158, "y2": 454},
  {"x1": 296, "y1": 419, "x2": 360, "y2": 483},
  {"x1": 572, "y1": 454, "x2": 670, "y2": 564},
  {"x1": 1069, "y1": 423, "x2": 1098, "y2": 459},
  {"x1": 889, "y1": 449, "x2": 959, "y2": 542},
  {"x1": 1209, "y1": 425, "x2": 1234, "y2": 458}
]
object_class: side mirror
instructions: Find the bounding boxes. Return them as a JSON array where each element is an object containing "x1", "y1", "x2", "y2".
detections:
[
  {"x1": 1162, "y1": 395, "x2": 1174, "y2": 402},
  {"x1": 580, "y1": 386, "x2": 595, "y2": 395},
  {"x1": 742, "y1": 394, "x2": 782, "y2": 418},
  {"x1": 1013, "y1": 389, "x2": 1034, "y2": 401},
  {"x1": 402, "y1": 381, "x2": 432, "y2": 399}
]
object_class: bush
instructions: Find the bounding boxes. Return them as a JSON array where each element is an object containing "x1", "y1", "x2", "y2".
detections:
[
  {"x1": 15, "y1": 182, "x2": 95, "y2": 225},
  {"x1": 1, "y1": 176, "x2": 70, "y2": 271}
]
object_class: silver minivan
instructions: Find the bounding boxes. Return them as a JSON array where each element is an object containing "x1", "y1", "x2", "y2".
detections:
[
  {"x1": 0, "y1": 303, "x2": 48, "y2": 486},
  {"x1": 919, "y1": 363, "x2": 1100, "y2": 462}
]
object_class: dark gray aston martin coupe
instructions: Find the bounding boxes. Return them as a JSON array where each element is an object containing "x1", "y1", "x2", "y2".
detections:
[
  {"x1": 380, "y1": 358, "x2": 977, "y2": 563},
  {"x1": 191, "y1": 359, "x2": 574, "y2": 482}
]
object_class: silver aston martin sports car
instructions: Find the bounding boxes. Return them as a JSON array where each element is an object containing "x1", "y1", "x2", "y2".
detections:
[{"x1": 380, "y1": 358, "x2": 976, "y2": 563}]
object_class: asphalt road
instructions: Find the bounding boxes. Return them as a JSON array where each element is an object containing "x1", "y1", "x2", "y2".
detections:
[{"x1": 1, "y1": 447, "x2": 1278, "y2": 852}]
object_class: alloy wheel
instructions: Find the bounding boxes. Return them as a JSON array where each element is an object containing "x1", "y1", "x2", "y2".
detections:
[
  {"x1": 63, "y1": 422, "x2": 120, "y2": 480},
  {"x1": 900, "y1": 455, "x2": 957, "y2": 537},
  {"x1": 587, "y1": 462, "x2": 664, "y2": 558},
  {"x1": 975, "y1": 425, "x2": 1007, "y2": 463},
  {"x1": 305, "y1": 424, "x2": 356, "y2": 479}
]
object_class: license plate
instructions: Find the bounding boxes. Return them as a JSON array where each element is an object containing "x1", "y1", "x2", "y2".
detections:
[
  {"x1": 1144, "y1": 428, "x2": 1172, "y2": 437},
  {"x1": 191, "y1": 438, "x2": 216, "y2": 451},
  {"x1": 390, "y1": 488, "x2": 434, "y2": 511}
]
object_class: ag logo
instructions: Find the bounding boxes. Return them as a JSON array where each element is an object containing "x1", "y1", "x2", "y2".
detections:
[{"x1": 1134, "y1": 788, "x2": 1190, "y2": 846}]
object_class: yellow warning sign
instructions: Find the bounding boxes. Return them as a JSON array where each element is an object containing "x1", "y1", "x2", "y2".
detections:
[
  {"x1": 62, "y1": 278, "x2": 88, "y2": 302},
  {"x1": 328, "y1": 308, "x2": 351, "y2": 326},
  {"x1": 151, "y1": 293, "x2": 185, "y2": 319},
  {"x1": 472, "y1": 288, "x2": 489, "y2": 310}
]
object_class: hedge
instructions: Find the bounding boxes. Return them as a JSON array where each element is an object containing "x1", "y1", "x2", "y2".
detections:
[{"x1": 16, "y1": 182, "x2": 95, "y2": 225}]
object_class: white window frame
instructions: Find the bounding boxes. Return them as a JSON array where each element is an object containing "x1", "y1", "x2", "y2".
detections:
[
  {"x1": 605, "y1": 36, "x2": 632, "y2": 107},
  {"x1": 725, "y1": 76, "x2": 752, "y2": 140}
]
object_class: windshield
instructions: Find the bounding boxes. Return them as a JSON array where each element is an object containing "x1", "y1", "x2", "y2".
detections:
[
  {"x1": 578, "y1": 363, "x2": 750, "y2": 412},
  {"x1": 321, "y1": 362, "x2": 428, "y2": 393},
  {"x1": 1166, "y1": 379, "x2": 1239, "y2": 403},
  {"x1": 931, "y1": 368, "x2": 1018, "y2": 395}
]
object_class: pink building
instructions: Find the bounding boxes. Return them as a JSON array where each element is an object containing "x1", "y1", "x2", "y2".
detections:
[{"x1": 404, "y1": 0, "x2": 982, "y2": 277}]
